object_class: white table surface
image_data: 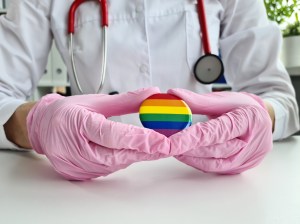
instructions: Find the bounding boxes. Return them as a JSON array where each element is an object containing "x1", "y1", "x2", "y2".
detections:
[{"x1": 1, "y1": 136, "x2": 300, "y2": 224}]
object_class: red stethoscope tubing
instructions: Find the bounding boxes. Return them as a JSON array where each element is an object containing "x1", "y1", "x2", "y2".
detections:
[
  {"x1": 68, "y1": 0, "x2": 108, "y2": 94},
  {"x1": 68, "y1": 0, "x2": 108, "y2": 34},
  {"x1": 68, "y1": 0, "x2": 207, "y2": 45},
  {"x1": 68, "y1": 0, "x2": 223, "y2": 87},
  {"x1": 197, "y1": 0, "x2": 211, "y2": 55},
  {"x1": 68, "y1": 0, "x2": 211, "y2": 53}
]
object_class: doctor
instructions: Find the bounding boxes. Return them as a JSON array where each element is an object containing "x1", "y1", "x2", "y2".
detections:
[{"x1": 0, "y1": 0, "x2": 299, "y2": 180}]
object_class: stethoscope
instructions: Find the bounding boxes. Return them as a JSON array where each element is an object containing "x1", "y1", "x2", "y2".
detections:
[
  {"x1": 68, "y1": 0, "x2": 224, "y2": 94},
  {"x1": 68, "y1": 0, "x2": 108, "y2": 94}
]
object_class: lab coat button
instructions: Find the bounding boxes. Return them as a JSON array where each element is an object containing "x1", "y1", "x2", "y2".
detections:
[
  {"x1": 56, "y1": 68, "x2": 62, "y2": 74},
  {"x1": 136, "y1": 4, "x2": 144, "y2": 13},
  {"x1": 139, "y1": 64, "x2": 148, "y2": 73}
]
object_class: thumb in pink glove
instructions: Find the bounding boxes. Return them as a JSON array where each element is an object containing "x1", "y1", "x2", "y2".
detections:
[
  {"x1": 27, "y1": 88, "x2": 170, "y2": 180},
  {"x1": 168, "y1": 89, "x2": 273, "y2": 174}
]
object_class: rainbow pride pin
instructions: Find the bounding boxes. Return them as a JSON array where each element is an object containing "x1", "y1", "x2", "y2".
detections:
[{"x1": 139, "y1": 93, "x2": 192, "y2": 137}]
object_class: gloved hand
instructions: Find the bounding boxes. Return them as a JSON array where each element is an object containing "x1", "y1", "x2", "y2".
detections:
[
  {"x1": 167, "y1": 89, "x2": 273, "y2": 174},
  {"x1": 27, "y1": 88, "x2": 170, "y2": 180}
]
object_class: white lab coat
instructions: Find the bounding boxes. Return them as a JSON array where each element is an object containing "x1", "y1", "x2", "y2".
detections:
[{"x1": 0, "y1": 0, "x2": 299, "y2": 149}]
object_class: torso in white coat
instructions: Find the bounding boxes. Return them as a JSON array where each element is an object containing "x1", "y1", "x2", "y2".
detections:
[
  {"x1": 1, "y1": 0, "x2": 298, "y2": 142},
  {"x1": 50, "y1": 0, "x2": 222, "y2": 95},
  {"x1": 49, "y1": 0, "x2": 223, "y2": 125}
]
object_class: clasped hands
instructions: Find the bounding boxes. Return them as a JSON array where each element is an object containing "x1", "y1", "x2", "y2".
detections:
[{"x1": 27, "y1": 87, "x2": 273, "y2": 180}]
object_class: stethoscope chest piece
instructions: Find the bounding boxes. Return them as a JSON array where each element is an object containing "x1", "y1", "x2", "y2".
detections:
[{"x1": 194, "y1": 54, "x2": 224, "y2": 84}]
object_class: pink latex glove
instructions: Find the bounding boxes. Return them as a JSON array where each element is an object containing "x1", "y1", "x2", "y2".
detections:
[
  {"x1": 27, "y1": 88, "x2": 170, "y2": 180},
  {"x1": 168, "y1": 89, "x2": 273, "y2": 174}
]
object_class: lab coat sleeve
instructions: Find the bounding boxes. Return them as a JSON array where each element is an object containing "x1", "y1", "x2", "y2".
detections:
[
  {"x1": 0, "y1": 0, "x2": 52, "y2": 149},
  {"x1": 219, "y1": 0, "x2": 300, "y2": 140}
]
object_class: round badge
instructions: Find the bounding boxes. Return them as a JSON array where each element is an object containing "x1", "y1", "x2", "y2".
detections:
[{"x1": 139, "y1": 93, "x2": 192, "y2": 137}]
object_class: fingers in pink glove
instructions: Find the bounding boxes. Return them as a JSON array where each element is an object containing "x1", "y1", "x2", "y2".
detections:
[
  {"x1": 59, "y1": 87, "x2": 161, "y2": 117},
  {"x1": 82, "y1": 143, "x2": 167, "y2": 169},
  {"x1": 27, "y1": 94, "x2": 65, "y2": 154},
  {"x1": 170, "y1": 106, "x2": 272, "y2": 174},
  {"x1": 81, "y1": 111, "x2": 171, "y2": 155},
  {"x1": 46, "y1": 110, "x2": 170, "y2": 180},
  {"x1": 49, "y1": 143, "x2": 166, "y2": 181},
  {"x1": 167, "y1": 88, "x2": 266, "y2": 116},
  {"x1": 170, "y1": 106, "x2": 267, "y2": 149},
  {"x1": 179, "y1": 139, "x2": 247, "y2": 158},
  {"x1": 174, "y1": 152, "x2": 267, "y2": 175}
]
